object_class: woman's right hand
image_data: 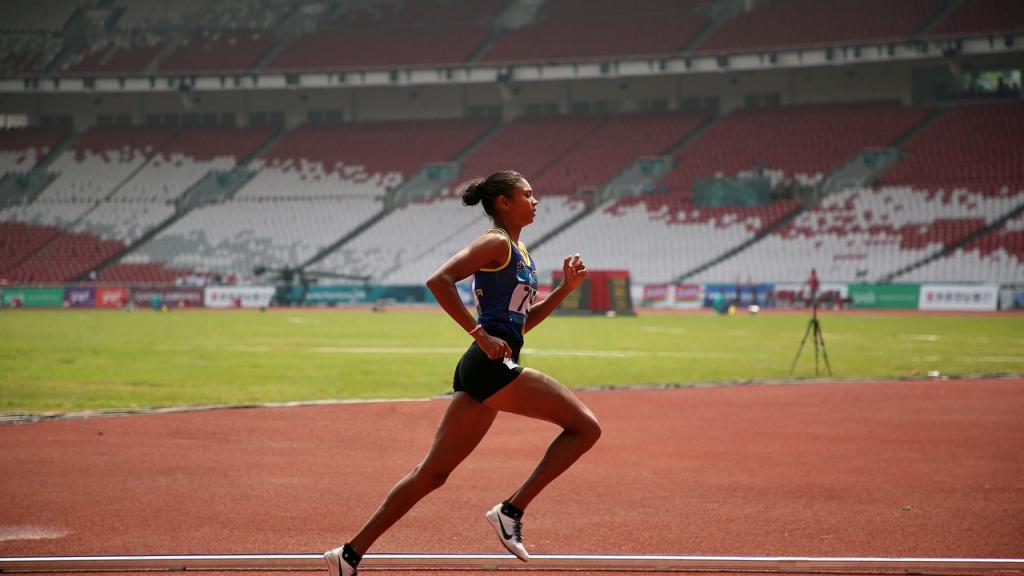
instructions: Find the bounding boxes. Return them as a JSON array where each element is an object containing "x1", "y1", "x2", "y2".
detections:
[{"x1": 473, "y1": 328, "x2": 513, "y2": 360}]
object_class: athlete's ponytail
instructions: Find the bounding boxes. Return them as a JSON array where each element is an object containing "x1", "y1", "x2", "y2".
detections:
[{"x1": 462, "y1": 170, "x2": 523, "y2": 217}]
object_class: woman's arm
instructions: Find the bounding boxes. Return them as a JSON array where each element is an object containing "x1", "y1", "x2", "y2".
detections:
[
  {"x1": 426, "y1": 233, "x2": 514, "y2": 360},
  {"x1": 524, "y1": 253, "x2": 587, "y2": 333}
]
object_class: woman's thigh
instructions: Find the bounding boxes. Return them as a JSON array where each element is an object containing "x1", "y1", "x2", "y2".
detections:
[
  {"x1": 483, "y1": 368, "x2": 598, "y2": 431},
  {"x1": 419, "y1": 391, "x2": 498, "y2": 473}
]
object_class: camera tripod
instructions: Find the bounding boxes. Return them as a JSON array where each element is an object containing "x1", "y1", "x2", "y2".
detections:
[{"x1": 789, "y1": 299, "x2": 832, "y2": 376}]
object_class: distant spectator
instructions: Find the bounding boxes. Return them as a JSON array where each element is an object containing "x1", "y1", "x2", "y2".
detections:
[{"x1": 806, "y1": 268, "x2": 820, "y2": 306}]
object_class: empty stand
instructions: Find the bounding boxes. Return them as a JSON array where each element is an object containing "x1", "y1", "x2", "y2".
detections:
[
  {"x1": 113, "y1": 0, "x2": 293, "y2": 31},
  {"x1": 928, "y1": 0, "x2": 1024, "y2": 37},
  {"x1": 315, "y1": 194, "x2": 585, "y2": 284},
  {"x1": 692, "y1": 186, "x2": 1019, "y2": 283},
  {"x1": 479, "y1": 7, "x2": 708, "y2": 64},
  {"x1": 61, "y1": 32, "x2": 167, "y2": 75},
  {"x1": 879, "y1": 101, "x2": 1024, "y2": 196},
  {"x1": 0, "y1": 127, "x2": 66, "y2": 174},
  {"x1": 37, "y1": 126, "x2": 178, "y2": 203},
  {"x1": 532, "y1": 197, "x2": 795, "y2": 284},
  {"x1": 113, "y1": 125, "x2": 275, "y2": 202},
  {"x1": 94, "y1": 262, "x2": 195, "y2": 285},
  {"x1": 3, "y1": 232, "x2": 124, "y2": 284},
  {"x1": 0, "y1": 201, "x2": 94, "y2": 227},
  {"x1": 0, "y1": 34, "x2": 62, "y2": 76},
  {"x1": 658, "y1": 102, "x2": 930, "y2": 201},
  {"x1": 265, "y1": 23, "x2": 490, "y2": 71},
  {"x1": 0, "y1": 0, "x2": 84, "y2": 32},
  {"x1": 244, "y1": 119, "x2": 491, "y2": 199},
  {"x1": 532, "y1": 111, "x2": 708, "y2": 196},
  {"x1": 455, "y1": 115, "x2": 604, "y2": 193},
  {"x1": 124, "y1": 198, "x2": 382, "y2": 277},
  {"x1": 72, "y1": 202, "x2": 175, "y2": 244},
  {"x1": 543, "y1": 0, "x2": 706, "y2": 18},
  {"x1": 330, "y1": 0, "x2": 507, "y2": 27},
  {"x1": 159, "y1": 30, "x2": 276, "y2": 73},
  {"x1": 900, "y1": 210, "x2": 1024, "y2": 283},
  {"x1": 0, "y1": 222, "x2": 61, "y2": 275},
  {"x1": 694, "y1": 0, "x2": 944, "y2": 53}
]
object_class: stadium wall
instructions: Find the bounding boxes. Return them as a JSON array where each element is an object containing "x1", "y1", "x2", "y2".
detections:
[{"x1": 0, "y1": 63, "x2": 918, "y2": 130}]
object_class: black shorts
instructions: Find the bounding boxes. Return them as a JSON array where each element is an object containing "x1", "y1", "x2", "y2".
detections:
[{"x1": 453, "y1": 340, "x2": 524, "y2": 403}]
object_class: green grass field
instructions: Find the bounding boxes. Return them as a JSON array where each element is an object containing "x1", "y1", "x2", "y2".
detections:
[{"x1": 1, "y1": 308, "x2": 1022, "y2": 413}]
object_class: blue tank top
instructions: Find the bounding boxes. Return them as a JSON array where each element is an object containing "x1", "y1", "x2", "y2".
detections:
[{"x1": 473, "y1": 228, "x2": 539, "y2": 347}]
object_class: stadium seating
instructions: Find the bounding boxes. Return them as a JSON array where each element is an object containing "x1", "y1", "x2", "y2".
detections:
[
  {"x1": 0, "y1": 200, "x2": 181, "y2": 284},
  {"x1": 0, "y1": 34, "x2": 62, "y2": 76},
  {"x1": 0, "y1": 221, "x2": 61, "y2": 275},
  {"x1": 878, "y1": 101, "x2": 1024, "y2": 196},
  {"x1": 71, "y1": 202, "x2": 176, "y2": 244},
  {"x1": 113, "y1": 0, "x2": 294, "y2": 31},
  {"x1": 315, "y1": 193, "x2": 585, "y2": 284},
  {"x1": 900, "y1": 210, "x2": 1024, "y2": 283},
  {"x1": 532, "y1": 111, "x2": 708, "y2": 196},
  {"x1": 158, "y1": 31, "x2": 276, "y2": 74},
  {"x1": 532, "y1": 102, "x2": 928, "y2": 283},
  {"x1": 244, "y1": 119, "x2": 491, "y2": 199},
  {"x1": 315, "y1": 112, "x2": 708, "y2": 284},
  {"x1": 113, "y1": 125, "x2": 276, "y2": 202},
  {"x1": 478, "y1": 7, "x2": 709, "y2": 64},
  {"x1": 122, "y1": 197, "x2": 382, "y2": 276},
  {"x1": 61, "y1": 32, "x2": 167, "y2": 75},
  {"x1": 454, "y1": 115, "x2": 605, "y2": 193},
  {"x1": 0, "y1": 200, "x2": 94, "y2": 227},
  {"x1": 0, "y1": 0, "x2": 84, "y2": 32},
  {"x1": 542, "y1": 0, "x2": 707, "y2": 18},
  {"x1": 330, "y1": 0, "x2": 508, "y2": 26},
  {"x1": 927, "y1": 0, "x2": 1024, "y2": 38},
  {"x1": 94, "y1": 262, "x2": 198, "y2": 285},
  {"x1": 691, "y1": 186, "x2": 1019, "y2": 283},
  {"x1": 657, "y1": 102, "x2": 931, "y2": 201},
  {"x1": 2, "y1": 231, "x2": 124, "y2": 284},
  {"x1": 694, "y1": 0, "x2": 944, "y2": 53},
  {"x1": 265, "y1": 23, "x2": 491, "y2": 71},
  {"x1": 36, "y1": 126, "x2": 178, "y2": 203},
  {"x1": 0, "y1": 127, "x2": 66, "y2": 174},
  {"x1": 534, "y1": 197, "x2": 799, "y2": 284}
]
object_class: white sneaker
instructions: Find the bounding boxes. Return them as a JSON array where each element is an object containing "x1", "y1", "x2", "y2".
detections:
[
  {"x1": 323, "y1": 544, "x2": 359, "y2": 576},
  {"x1": 485, "y1": 502, "x2": 529, "y2": 562}
]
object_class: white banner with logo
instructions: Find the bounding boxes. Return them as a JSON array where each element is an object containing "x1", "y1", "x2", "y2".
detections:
[
  {"x1": 919, "y1": 284, "x2": 998, "y2": 311},
  {"x1": 204, "y1": 286, "x2": 276, "y2": 309}
]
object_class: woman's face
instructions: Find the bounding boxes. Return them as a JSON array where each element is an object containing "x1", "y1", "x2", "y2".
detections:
[{"x1": 503, "y1": 179, "x2": 538, "y2": 227}]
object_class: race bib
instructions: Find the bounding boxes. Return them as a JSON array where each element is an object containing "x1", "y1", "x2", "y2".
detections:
[{"x1": 508, "y1": 283, "x2": 537, "y2": 315}]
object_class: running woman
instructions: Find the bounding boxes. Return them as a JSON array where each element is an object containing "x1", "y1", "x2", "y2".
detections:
[{"x1": 325, "y1": 170, "x2": 601, "y2": 576}]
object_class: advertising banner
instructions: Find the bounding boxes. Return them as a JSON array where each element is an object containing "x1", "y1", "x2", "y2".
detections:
[
  {"x1": 919, "y1": 284, "x2": 998, "y2": 312},
  {"x1": 848, "y1": 284, "x2": 920, "y2": 309},
  {"x1": 64, "y1": 286, "x2": 95, "y2": 308},
  {"x1": 2, "y1": 286, "x2": 65, "y2": 308},
  {"x1": 204, "y1": 286, "x2": 275, "y2": 309},
  {"x1": 673, "y1": 284, "x2": 704, "y2": 309},
  {"x1": 132, "y1": 287, "x2": 205, "y2": 309},
  {"x1": 642, "y1": 284, "x2": 670, "y2": 307},
  {"x1": 703, "y1": 283, "x2": 774, "y2": 308},
  {"x1": 303, "y1": 285, "x2": 370, "y2": 305},
  {"x1": 96, "y1": 287, "x2": 129, "y2": 308}
]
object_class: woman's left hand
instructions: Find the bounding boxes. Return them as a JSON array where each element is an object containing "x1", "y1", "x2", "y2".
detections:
[{"x1": 561, "y1": 253, "x2": 588, "y2": 291}]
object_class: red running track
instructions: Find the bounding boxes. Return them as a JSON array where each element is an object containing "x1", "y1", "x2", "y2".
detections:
[{"x1": 1, "y1": 379, "x2": 1022, "y2": 574}]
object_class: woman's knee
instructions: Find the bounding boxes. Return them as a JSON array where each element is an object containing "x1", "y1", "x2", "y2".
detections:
[
  {"x1": 573, "y1": 412, "x2": 602, "y2": 447},
  {"x1": 411, "y1": 463, "x2": 451, "y2": 491}
]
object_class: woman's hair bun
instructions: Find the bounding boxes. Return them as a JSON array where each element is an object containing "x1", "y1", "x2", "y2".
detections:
[{"x1": 462, "y1": 178, "x2": 485, "y2": 206}]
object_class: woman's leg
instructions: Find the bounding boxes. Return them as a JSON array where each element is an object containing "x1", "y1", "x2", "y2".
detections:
[
  {"x1": 348, "y1": 391, "x2": 497, "y2": 555},
  {"x1": 483, "y1": 368, "x2": 601, "y2": 511}
]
